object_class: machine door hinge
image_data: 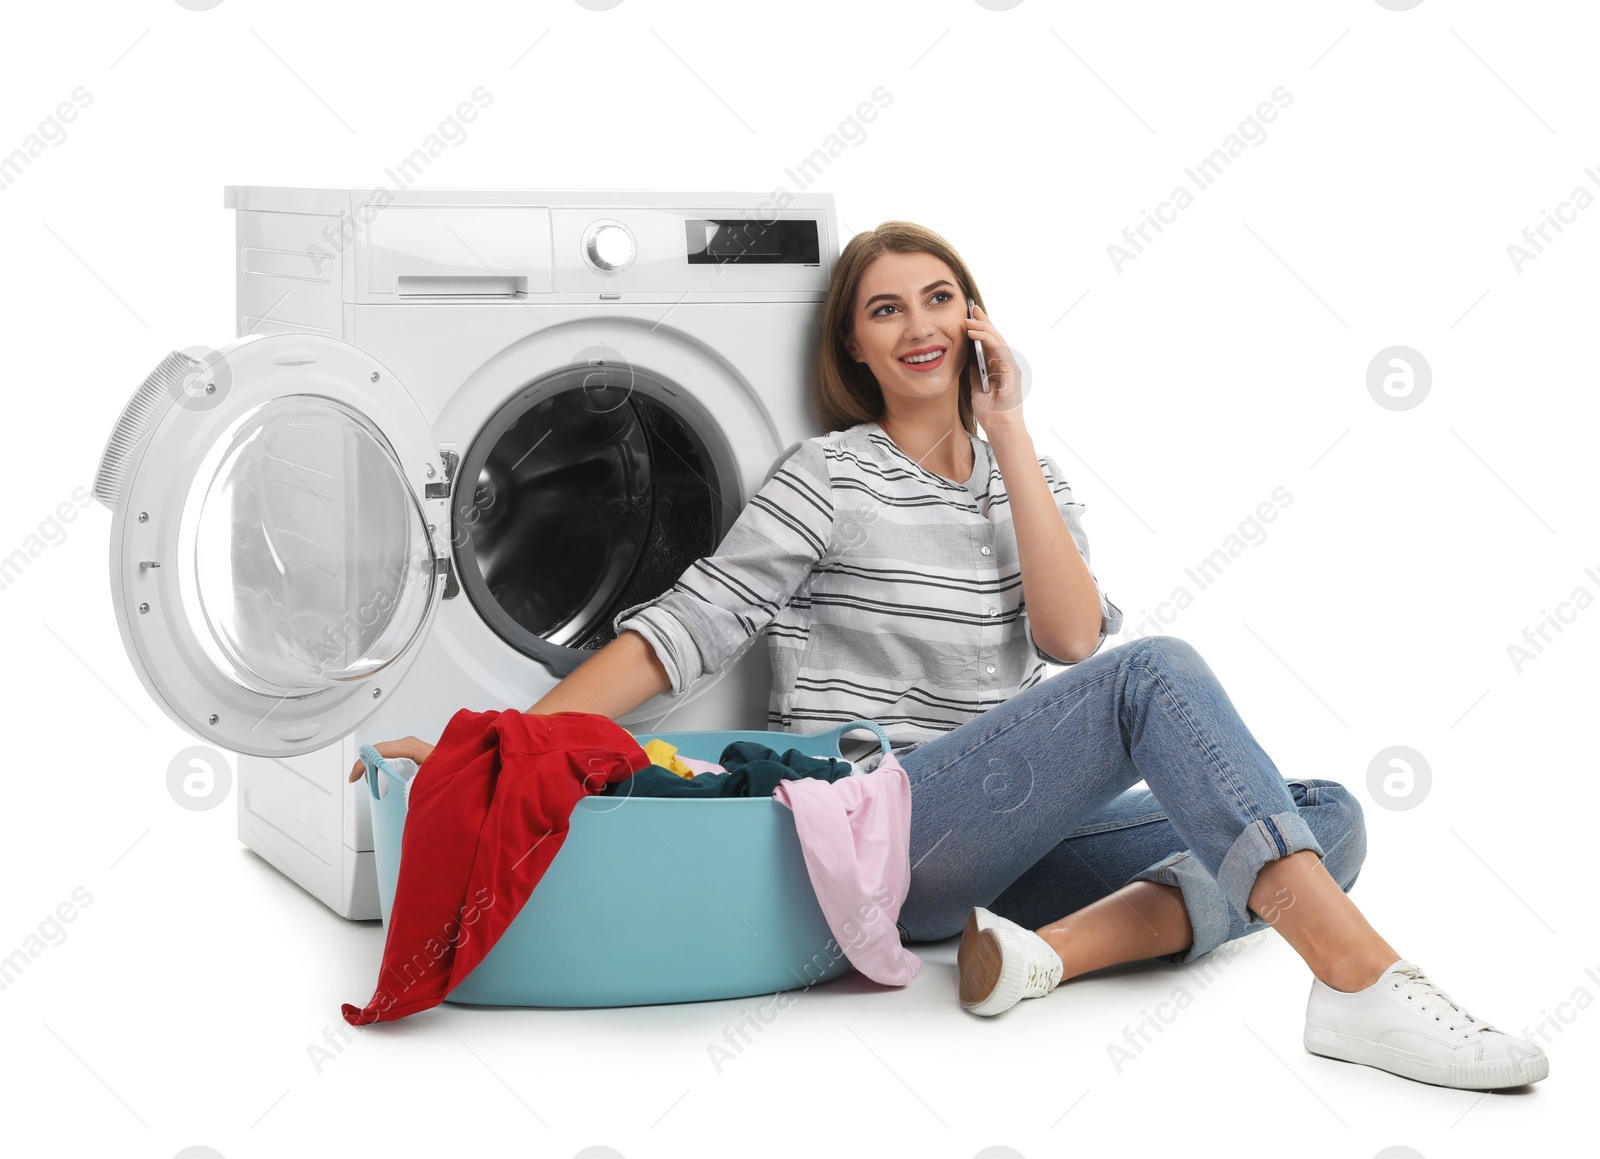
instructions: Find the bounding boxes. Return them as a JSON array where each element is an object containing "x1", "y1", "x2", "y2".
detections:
[
  {"x1": 425, "y1": 449, "x2": 458, "y2": 500},
  {"x1": 431, "y1": 549, "x2": 459, "y2": 601},
  {"x1": 430, "y1": 450, "x2": 459, "y2": 598}
]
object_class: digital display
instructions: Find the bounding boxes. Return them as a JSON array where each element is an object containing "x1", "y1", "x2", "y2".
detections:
[{"x1": 685, "y1": 218, "x2": 820, "y2": 265}]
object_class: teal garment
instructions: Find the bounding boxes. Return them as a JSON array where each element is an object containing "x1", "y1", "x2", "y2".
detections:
[{"x1": 606, "y1": 740, "x2": 853, "y2": 798}]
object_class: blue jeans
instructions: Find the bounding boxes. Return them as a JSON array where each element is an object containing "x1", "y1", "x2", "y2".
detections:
[{"x1": 893, "y1": 635, "x2": 1368, "y2": 964}]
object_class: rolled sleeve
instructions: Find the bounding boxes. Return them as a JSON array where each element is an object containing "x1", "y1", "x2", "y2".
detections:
[
  {"x1": 1029, "y1": 454, "x2": 1124, "y2": 665},
  {"x1": 612, "y1": 603, "x2": 705, "y2": 698},
  {"x1": 612, "y1": 438, "x2": 834, "y2": 697}
]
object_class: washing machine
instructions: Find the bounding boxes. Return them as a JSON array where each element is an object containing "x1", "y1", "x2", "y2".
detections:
[{"x1": 93, "y1": 187, "x2": 839, "y2": 919}]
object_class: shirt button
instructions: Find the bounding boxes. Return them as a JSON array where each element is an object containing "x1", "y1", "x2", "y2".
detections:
[
  {"x1": 980, "y1": 545, "x2": 992, "y2": 556},
  {"x1": 986, "y1": 663, "x2": 996, "y2": 674},
  {"x1": 986, "y1": 606, "x2": 997, "y2": 616}
]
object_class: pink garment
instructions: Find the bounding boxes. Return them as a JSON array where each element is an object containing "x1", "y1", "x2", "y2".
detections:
[
  {"x1": 771, "y1": 752, "x2": 921, "y2": 986},
  {"x1": 680, "y1": 755, "x2": 725, "y2": 776}
]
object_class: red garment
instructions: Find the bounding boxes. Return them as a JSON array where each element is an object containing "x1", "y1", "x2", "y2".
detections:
[{"x1": 342, "y1": 709, "x2": 649, "y2": 1025}]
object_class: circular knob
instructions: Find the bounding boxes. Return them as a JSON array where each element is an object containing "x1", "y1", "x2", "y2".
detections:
[{"x1": 585, "y1": 223, "x2": 635, "y2": 272}]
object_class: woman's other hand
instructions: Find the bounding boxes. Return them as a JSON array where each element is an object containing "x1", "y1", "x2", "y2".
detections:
[{"x1": 348, "y1": 736, "x2": 436, "y2": 783}]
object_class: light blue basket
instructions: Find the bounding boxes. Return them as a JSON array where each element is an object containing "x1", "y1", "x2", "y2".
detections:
[{"x1": 361, "y1": 717, "x2": 893, "y2": 1008}]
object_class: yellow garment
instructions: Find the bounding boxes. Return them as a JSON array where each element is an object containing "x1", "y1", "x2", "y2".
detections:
[{"x1": 639, "y1": 737, "x2": 696, "y2": 779}]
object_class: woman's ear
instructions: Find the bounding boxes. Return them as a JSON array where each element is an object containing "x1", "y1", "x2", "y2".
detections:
[{"x1": 841, "y1": 328, "x2": 861, "y2": 362}]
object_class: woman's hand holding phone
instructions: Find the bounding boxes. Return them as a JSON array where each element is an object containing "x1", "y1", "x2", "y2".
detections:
[{"x1": 964, "y1": 300, "x2": 1023, "y2": 427}]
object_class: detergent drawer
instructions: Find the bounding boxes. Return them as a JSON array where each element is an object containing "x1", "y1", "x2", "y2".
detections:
[{"x1": 360, "y1": 204, "x2": 554, "y2": 298}]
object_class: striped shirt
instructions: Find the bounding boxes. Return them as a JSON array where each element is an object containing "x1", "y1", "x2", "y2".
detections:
[{"x1": 611, "y1": 419, "x2": 1124, "y2": 762}]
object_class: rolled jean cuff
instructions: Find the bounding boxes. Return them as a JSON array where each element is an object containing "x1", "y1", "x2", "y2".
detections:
[
  {"x1": 1128, "y1": 852, "x2": 1233, "y2": 966},
  {"x1": 1217, "y1": 809, "x2": 1326, "y2": 923}
]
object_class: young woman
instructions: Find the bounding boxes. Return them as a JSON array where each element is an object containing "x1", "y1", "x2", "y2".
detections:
[{"x1": 355, "y1": 222, "x2": 1548, "y2": 1091}]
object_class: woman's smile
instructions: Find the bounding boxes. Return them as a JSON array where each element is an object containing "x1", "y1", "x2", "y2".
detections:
[{"x1": 898, "y1": 345, "x2": 947, "y2": 372}]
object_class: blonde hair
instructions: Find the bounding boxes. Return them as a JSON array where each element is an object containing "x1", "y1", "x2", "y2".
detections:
[{"x1": 816, "y1": 221, "x2": 985, "y2": 436}]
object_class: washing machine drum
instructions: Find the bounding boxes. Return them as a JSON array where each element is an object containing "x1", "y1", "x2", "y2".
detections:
[{"x1": 451, "y1": 367, "x2": 733, "y2": 667}]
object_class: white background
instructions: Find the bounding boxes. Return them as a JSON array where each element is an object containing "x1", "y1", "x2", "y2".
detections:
[{"x1": 0, "y1": 1, "x2": 1593, "y2": 1156}]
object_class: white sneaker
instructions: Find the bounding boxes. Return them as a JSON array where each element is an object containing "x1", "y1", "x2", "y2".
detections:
[
  {"x1": 957, "y1": 906, "x2": 1064, "y2": 1016},
  {"x1": 1304, "y1": 958, "x2": 1549, "y2": 1089}
]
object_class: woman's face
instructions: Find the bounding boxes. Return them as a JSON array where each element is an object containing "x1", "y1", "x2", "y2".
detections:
[{"x1": 842, "y1": 250, "x2": 970, "y2": 410}]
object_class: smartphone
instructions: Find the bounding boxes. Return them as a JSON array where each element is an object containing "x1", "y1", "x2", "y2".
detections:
[{"x1": 967, "y1": 297, "x2": 991, "y2": 393}]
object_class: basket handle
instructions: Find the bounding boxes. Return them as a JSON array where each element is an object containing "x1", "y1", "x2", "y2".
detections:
[
  {"x1": 810, "y1": 717, "x2": 892, "y2": 758},
  {"x1": 359, "y1": 743, "x2": 417, "y2": 801}
]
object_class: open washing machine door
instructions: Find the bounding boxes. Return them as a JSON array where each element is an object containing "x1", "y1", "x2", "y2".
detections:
[{"x1": 93, "y1": 333, "x2": 449, "y2": 758}]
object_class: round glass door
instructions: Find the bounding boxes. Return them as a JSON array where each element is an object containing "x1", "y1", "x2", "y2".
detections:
[
  {"x1": 186, "y1": 394, "x2": 438, "y2": 696},
  {"x1": 451, "y1": 362, "x2": 736, "y2": 669}
]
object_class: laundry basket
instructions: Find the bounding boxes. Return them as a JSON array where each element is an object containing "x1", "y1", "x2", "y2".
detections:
[{"x1": 362, "y1": 718, "x2": 894, "y2": 1008}]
